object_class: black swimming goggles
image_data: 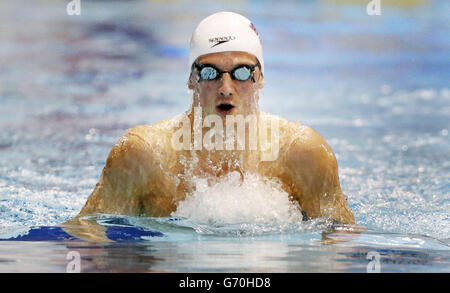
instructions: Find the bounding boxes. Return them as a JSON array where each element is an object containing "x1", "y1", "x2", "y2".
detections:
[{"x1": 193, "y1": 61, "x2": 260, "y2": 82}]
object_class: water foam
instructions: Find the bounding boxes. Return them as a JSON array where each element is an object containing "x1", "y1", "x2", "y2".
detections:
[{"x1": 171, "y1": 171, "x2": 304, "y2": 226}]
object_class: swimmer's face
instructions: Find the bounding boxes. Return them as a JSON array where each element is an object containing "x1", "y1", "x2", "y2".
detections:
[{"x1": 188, "y1": 51, "x2": 264, "y2": 117}]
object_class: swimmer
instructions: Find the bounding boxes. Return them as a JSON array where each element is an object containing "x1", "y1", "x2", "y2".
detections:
[{"x1": 69, "y1": 11, "x2": 355, "y2": 226}]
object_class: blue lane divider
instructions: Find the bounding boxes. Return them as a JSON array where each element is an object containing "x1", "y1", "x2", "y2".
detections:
[
  {"x1": 0, "y1": 226, "x2": 164, "y2": 242},
  {"x1": 105, "y1": 226, "x2": 164, "y2": 242},
  {"x1": 0, "y1": 226, "x2": 79, "y2": 241}
]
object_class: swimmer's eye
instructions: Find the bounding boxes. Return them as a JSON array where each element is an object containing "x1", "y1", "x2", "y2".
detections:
[
  {"x1": 232, "y1": 66, "x2": 252, "y2": 81},
  {"x1": 200, "y1": 66, "x2": 219, "y2": 80},
  {"x1": 193, "y1": 62, "x2": 259, "y2": 82}
]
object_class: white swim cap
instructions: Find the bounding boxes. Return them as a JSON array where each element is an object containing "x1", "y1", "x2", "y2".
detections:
[{"x1": 189, "y1": 11, "x2": 264, "y2": 74}]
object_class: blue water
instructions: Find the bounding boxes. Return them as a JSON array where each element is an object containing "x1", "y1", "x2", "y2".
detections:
[{"x1": 0, "y1": 0, "x2": 449, "y2": 272}]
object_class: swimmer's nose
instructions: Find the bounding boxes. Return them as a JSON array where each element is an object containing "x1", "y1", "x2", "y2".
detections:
[{"x1": 218, "y1": 73, "x2": 234, "y2": 99}]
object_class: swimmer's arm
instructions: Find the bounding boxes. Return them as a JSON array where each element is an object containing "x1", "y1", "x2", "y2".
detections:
[
  {"x1": 286, "y1": 127, "x2": 355, "y2": 224},
  {"x1": 77, "y1": 126, "x2": 156, "y2": 217}
]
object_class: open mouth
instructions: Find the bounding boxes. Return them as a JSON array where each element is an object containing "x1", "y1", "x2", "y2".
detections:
[{"x1": 217, "y1": 103, "x2": 235, "y2": 113}]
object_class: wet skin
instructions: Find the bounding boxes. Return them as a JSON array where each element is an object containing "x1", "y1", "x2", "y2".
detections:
[{"x1": 63, "y1": 51, "x2": 355, "y2": 240}]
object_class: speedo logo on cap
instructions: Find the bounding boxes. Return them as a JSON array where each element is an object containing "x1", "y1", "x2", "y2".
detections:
[{"x1": 209, "y1": 36, "x2": 236, "y2": 48}]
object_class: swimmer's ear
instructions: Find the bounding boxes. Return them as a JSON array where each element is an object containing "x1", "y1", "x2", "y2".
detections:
[
  {"x1": 187, "y1": 72, "x2": 195, "y2": 90},
  {"x1": 188, "y1": 71, "x2": 200, "y2": 90},
  {"x1": 256, "y1": 71, "x2": 265, "y2": 90}
]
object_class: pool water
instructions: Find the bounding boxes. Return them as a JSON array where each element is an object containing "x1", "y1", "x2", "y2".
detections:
[{"x1": 0, "y1": 0, "x2": 449, "y2": 272}]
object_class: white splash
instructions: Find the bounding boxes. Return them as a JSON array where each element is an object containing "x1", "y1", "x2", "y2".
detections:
[{"x1": 171, "y1": 171, "x2": 304, "y2": 225}]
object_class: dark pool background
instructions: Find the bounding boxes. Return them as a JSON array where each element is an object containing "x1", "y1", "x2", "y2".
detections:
[{"x1": 0, "y1": 0, "x2": 449, "y2": 272}]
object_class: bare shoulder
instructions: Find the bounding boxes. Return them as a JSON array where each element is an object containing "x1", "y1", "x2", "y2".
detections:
[
  {"x1": 256, "y1": 112, "x2": 335, "y2": 163},
  {"x1": 262, "y1": 114, "x2": 354, "y2": 224},
  {"x1": 105, "y1": 115, "x2": 189, "y2": 177},
  {"x1": 110, "y1": 115, "x2": 183, "y2": 163},
  {"x1": 106, "y1": 125, "x2": 156, "y2": 170},
  {"x1": 78, "y1": 117, "x2": 181, "y2": 216},
  {"x1": 282, "y1": 121, "x2": 338, "y2": 173}
]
